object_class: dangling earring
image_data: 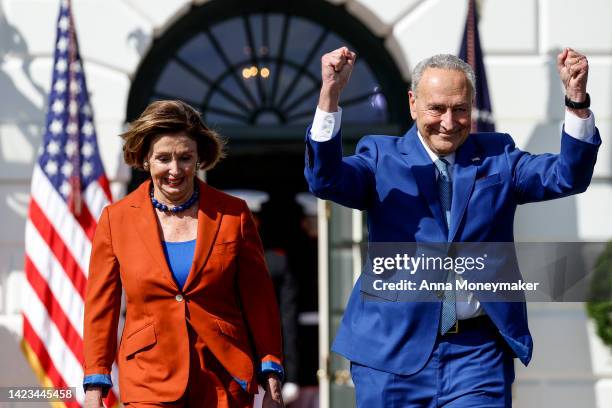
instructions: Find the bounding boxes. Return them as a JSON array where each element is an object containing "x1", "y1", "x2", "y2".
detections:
[
  {"x1": 195, "y1": 161, "x2": 201, "y2": 169},
  {"x1": 143, "y1": 161, "x2": 149, "y2": 171}
]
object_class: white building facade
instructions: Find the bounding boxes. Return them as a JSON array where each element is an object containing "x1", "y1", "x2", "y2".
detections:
[{"x1": 0, "y1": 0, "x2": 611, "y2": 406}]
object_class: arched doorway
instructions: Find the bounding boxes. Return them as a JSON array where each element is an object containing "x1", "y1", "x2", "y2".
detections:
[{"x1": 127, "y1": 0, "x2": 410, "y2": 195}]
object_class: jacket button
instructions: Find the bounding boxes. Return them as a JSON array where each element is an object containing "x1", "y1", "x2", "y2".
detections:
[{"x1": 175, "y1": 294, "x2": 184, "y2": 302}]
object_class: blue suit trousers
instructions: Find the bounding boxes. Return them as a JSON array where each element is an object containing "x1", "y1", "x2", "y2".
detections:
[{"x1": 350, "y1": 317, "x2": 515, "y2": 408}]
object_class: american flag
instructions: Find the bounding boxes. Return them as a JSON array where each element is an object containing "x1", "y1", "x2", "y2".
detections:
[
  {"x1": 21, "y1": 1, "x2": 118, "y2": 406},
  {"x1": 458, "y1": 0, "x2": 496, "y2": 132}
]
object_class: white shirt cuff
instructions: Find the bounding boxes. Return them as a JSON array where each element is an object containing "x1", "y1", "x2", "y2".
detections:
[
  {"x1": 564, "y1": 110, "x2": 596, "y2": 143},
  {"x1": 310, "y1": 107, "x2": 342, "y2": 142}
]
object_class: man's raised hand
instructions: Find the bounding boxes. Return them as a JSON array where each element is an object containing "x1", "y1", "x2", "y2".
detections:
[
  {"x1": 318, "y1": 47, "x2": 357, "y2": 112},
  {"x1": 557, "y1": 48, "x2": 589, "y2": 108}
]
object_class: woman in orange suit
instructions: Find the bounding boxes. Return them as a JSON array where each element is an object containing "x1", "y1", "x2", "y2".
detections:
[{"x1": 83, "y1": 100, "x2": 284, "y2": 408}]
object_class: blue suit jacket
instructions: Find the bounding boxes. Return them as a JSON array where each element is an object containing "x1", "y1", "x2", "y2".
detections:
[{"x1": 304, "y1": 124, "x2": 600, "y2": 376}]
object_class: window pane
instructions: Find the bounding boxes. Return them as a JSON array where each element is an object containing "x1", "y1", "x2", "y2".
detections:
[
  {"x1": 210, "y1": 19, "x2": 250, "y2": 64},
  {"x1": 177, "y1": 33, "x2": 226, "y2": 80},
  {"x1": 155, "y1": 61, "x2": 208, "y2": 105}
]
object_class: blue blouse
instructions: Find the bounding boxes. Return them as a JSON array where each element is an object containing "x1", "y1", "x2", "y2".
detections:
[{"x1": 161, "y1": 239, "x2": 196, "y2": 289}]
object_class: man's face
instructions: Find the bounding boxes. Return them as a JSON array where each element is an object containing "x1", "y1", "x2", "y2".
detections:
[{"x1": 408, "y1": 68, "x2": 473, "y2": 156}]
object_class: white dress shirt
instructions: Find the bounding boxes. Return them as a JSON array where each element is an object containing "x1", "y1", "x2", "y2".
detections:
[{"x1": 310, "y1": 107, "x2": 596, "y2": 319}]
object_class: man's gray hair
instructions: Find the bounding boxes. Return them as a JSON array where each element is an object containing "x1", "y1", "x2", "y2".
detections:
[{"x1": 410, "y1": 54, "x2": 476, "y2": 97}]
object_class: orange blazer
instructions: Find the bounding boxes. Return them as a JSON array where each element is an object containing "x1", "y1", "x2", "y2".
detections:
[{"x1": 83, "y1": 179, "x2": 283, "y2": 402}]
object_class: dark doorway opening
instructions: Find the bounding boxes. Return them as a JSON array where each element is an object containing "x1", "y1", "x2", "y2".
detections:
[{"x1": 207, "y1": 141, "x2": 307, "y2": 194}]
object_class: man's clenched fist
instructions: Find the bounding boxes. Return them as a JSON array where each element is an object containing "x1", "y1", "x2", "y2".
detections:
[
  {"x1": 557, "y1": 47, "x2": 589, "y2": 117},
  {"x1": 318, "y1": 47, "x2": 357, "y2": 112}
]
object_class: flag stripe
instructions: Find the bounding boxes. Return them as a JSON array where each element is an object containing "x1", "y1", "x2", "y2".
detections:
[
  {"x1": 25, "y1": 255, "x2": 84, "y2": 363},
  {"x1": 25, "y1": 220, "x2": 85, "y2": 334},
  {"x1": 73, "y1": 200, "x2": 97, "y2": 242},
  {"x1": 109, "y1": 362, "x2": 120, "y2": 405},
  {"x1": 23, "y1": 282, "x2": 84, "y2": 390},
  {"x1": 104, "y1": 384, "x2": 119, "y2": 408},
  {"x1": 29, "y1": 199, "x2": 87, "y2": 299},
  {"x1": 84, "y1": 179, "x2": 111, "y2": 226},
  {"x1": 31, "y1": 165, "x2": 92, "y2": 272},
  {"x1": 21, "y1": 337, "x2": 73, "y2": 408},
  {"x1": 21, "y1": 323, "x2": 68, "y2": 388},
  {"x1": 22, "y1": 319, "x2": 81, "y2": 408},
  {"x1": 23, "y1": 294, "x2": 85, "y2": 404},
  {"x1": 97, "y1": 175, "x2": 113, "y2": 205}
]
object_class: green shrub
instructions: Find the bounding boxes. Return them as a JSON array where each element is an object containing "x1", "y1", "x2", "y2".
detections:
[{"x1": 586, "y1": 241, "x2": 612, "y2": 347}]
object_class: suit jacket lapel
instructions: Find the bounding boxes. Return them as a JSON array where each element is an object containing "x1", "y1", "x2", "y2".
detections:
[
  {"x1": 131, "y1": 180, "x2": 178, "y2": 289},
  {"x1": 399, "y1": 127, "x2": 448, "y2": 237},
  {"x1": 183, "y1": 180, "x2": 224, "y2": 292},
  {"x1": 449, "y1": 136, "x2": 479, "y2": 242}
]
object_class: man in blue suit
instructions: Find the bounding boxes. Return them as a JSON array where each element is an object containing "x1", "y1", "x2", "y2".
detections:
[{"x1": 304, "y1": 47, "x2": 599, "y2": 407}]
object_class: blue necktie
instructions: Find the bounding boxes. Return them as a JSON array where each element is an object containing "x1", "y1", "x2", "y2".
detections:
[{"x1": 434, "y1": 158, "x2": 456, "y2": 334}]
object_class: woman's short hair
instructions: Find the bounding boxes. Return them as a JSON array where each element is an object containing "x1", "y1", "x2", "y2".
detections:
[{"x1": 121, "y1": 100, "x2": 226, "y2": 171}]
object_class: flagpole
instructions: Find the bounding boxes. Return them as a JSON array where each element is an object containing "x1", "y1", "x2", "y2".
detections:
[{"x1": 66, "y1": 0, "x2": 82, "y2": 216}]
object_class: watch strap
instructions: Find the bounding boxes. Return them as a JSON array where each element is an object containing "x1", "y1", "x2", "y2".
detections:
[{"x1": 565, "y1": 93, "x2": 590, "y2": 109}]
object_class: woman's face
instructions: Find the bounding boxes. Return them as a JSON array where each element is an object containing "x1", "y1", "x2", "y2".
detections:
[{"x1": 146, "y1": 132, "x2": 199, "y2": 204}]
